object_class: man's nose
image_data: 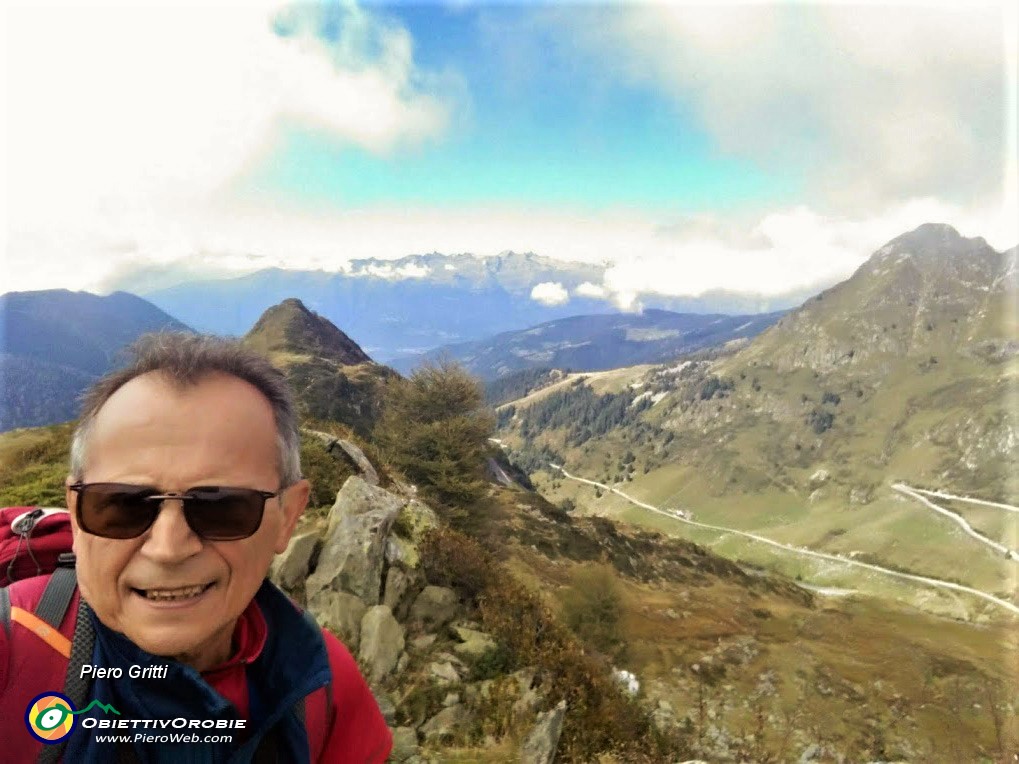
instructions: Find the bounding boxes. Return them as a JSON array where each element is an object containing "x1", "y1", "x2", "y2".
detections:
[{"x1": 139, "y1": 501, "x2": 204, "y2": 561}]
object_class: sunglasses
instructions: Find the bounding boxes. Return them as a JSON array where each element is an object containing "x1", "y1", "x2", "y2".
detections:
[{"x1": 68, "y1": 482, "x2": 282, "y2": 541}]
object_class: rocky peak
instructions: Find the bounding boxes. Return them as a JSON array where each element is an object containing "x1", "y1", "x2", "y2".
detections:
[
  {"x1": 244, "y1": 298, "x2": 372, "y2": 365},
  {"x1": 866, "y1": 222, "x2": 999, "y2": 279}
]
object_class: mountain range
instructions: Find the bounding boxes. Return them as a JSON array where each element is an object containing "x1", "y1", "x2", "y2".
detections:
[
  {"x1": 0, "y1": 290, "x2": 191, "y2": 430},
  {"x1": 394, "y1": 308, "x2": 784, "y2": 380},
  {"x1": 137, "y1": 251, "x2": 808, "y2": 361}
]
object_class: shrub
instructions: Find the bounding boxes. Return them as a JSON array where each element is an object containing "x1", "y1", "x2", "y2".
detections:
[
  {"x1": 375, "y1": 360, "x2": 495, "y2": 515},
  {"x1": 299, "y1": 437, "x2": 356, "y2": 512},
  {"x1": 468, "y1": 642, "x2": 514, "y2": 681},
  {"x1": 561, "y1": 563, "x2": 625, "y2": 655},
  {"x1": 419, "y1": 527, "x2": 495, "y2": 602},
  {"x1": 807, "y1": 408, "x2": 835, "y2": 434}
]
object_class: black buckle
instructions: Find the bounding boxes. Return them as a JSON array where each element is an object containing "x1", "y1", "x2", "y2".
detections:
[{"x1": 56, "y1": 552, "x2": 77, "y2": 568}]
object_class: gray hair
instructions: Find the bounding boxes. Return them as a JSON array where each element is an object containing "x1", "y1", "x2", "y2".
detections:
[{"x1": 69, "y1": 332, "x2": 302, "y2": 486}]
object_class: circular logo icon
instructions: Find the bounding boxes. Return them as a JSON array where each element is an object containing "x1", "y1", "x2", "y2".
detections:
[{"x1": 25, "y1": 692, "x2": 76, "y2": 744}]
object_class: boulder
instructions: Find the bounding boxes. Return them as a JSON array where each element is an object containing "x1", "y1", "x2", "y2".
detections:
[
  {"x1": 808, "y1": 469, "x2": 830, "y2": 487},
  {"x1": 389, "y1": 727, "x2": 418, "y2": 763},
  {"x1": 419, "y1": 703, "x2": 468, "y2": 742},
  {"x1": 303, "y1": 429, "x2": 379, "y2": 485},
  {"x1": 307, "y1": 590, "x2": 367, "y2": 652},
  {"x1": 333, "y1": 438, "x2": 380, "y2": 486},
  {"x1": 306, "y1": 477, "x2": 404, "y2": 604},
  {"x1": 410, "y1": 634, "x2": 437, "y2": 653},
  {"x1": 385, "y1": 499, "x2": 439, "y2": 569},
  {"x1": 519, "y1": 700, "x2": 567, "y2": 764},
  {"x1": 428, "y1": 661, "x2": 461, "y2": 685},
  {"x1": 383, "y1": 567, "x2": 413, "y2": 619},
  {"x1": 270, "y1": 531, "x2": 321, "y2": 590},
  {"x1": 409, "y1": 586, "x2": 459, "y2": 631},
  {"x1": 451, "y1": 625, "x2": 497, "y2": 659},
  {"x1": 372, "y1": 690, "x2": 397, "y2": 726},
  {"x1": 442, "y1": 692, "x2": 461, "y2": 707},
  {"x1": 359, "y1": 605, "x2": 405, "y2": 682}
]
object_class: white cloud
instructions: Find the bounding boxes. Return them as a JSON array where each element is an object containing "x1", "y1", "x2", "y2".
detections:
[
  {"x1": 575, "y1": 281, "x2": 606, "y2": 298},
  {"x1": 3, "y1": 2, "x2": 456, "y2": 291},
  {"x1": 530, "y1": 281, "x2": 570, "y2": 306},
  {"x1": 7, "y1": 194, "x2": 1014, "y2": 301},
  {"x1": 539, "y1": 4, "x2": 1009, "y2": 211}
]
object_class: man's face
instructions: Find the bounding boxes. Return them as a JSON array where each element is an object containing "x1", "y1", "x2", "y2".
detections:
[{"x1": 66, "y1": 371, "x2": 309, "y2": 671}]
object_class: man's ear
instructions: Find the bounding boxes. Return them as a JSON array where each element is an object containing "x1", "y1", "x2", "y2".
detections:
[{"x1": 274, "y1": 478, "x2": 310, "y2": 554}]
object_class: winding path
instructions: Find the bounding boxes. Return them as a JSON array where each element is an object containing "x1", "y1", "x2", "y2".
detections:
[
  {"x1": 899, "y1": 485, "x2": 1019, "y2": 514},
  {"x1": 548, "y1": 464, "x2": 1019, "y2": 618},
  {"x1": 892, "y1": 483, "x2": 1019, "y2": 561}
]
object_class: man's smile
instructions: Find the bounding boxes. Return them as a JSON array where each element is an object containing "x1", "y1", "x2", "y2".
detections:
[{"x1": 131, "y1": 581, "x2": 216, "y2": 603}]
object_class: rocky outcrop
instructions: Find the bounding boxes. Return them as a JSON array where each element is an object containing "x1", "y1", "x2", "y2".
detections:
[
  {"x1": 451, "y1": 625, "x2": 497, "y2": 659},
  {"x1": 307, "y1": 590, "x2": 367, "y2": 652},
  {"x1": 270, "y1": 530, "x2": 321, "y2": 590},
  {"x1": 385, "y1": 499, "x2": 439, "y2": 569},
  {"x1": 280, "y1": 468, "x2": 559, "y2": 760},
  {"x1": 359, "y1": 605, "x2": 405, "y2": 682},
  {"x1": 520, "y1": 700, "x2": 567, "y2": 764},
  {"x1": 409, "y1": 586, "x2": 459, "y2": 632},
  {"x1": 389, "y1": 727, "x2": 419, "y2": 762},
  {"x1": 306, "y1": 477, "x2": 403, "y2": 604},
  {"x1": 420, "y1": 703, "x2": 468, "y2": 743}
]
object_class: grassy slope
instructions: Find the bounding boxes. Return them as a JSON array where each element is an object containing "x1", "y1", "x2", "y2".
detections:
[{"x1": 481, "y1": 486, "x2": 1019, "y2": 762}]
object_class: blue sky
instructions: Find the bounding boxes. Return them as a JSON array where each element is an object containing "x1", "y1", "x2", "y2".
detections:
[
  {"x1": 241, "y1": 3, "x2": 802, "y2": 213},
  {"x1": 4, "y1": 1, "x2": 1015, "y2": 301}
]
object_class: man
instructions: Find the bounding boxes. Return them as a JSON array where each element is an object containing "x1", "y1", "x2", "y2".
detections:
[{"x1": 0, "y1": 333, "x2": 392, "y2": 762}]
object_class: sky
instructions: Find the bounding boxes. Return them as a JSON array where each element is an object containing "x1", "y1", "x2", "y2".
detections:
[{"x1": 2, "y1": 0, "x2": 1017, "y2": 309}]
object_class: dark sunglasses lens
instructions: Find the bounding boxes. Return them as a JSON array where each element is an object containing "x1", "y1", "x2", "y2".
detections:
[
  {"x1": 183, "y1": 488, "x2": 265, "y2": 540},
  {"x1": 79, "y1": 485, "x2": 158, "y2": 539}
]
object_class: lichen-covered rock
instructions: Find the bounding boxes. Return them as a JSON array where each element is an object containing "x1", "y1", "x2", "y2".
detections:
[
  {"x1": 409, "y1": 586, "x2": 459, "y2": 631},
  {"x1": 389, "y1": 727, "x2": 418, "y2": 763},
  {"x1": 306, "y1": 477, "x2": 403, "y2": 604},
  {"x1": 519, "y1": 700, "x2": 567, "y2": 764},
  {"x1": 420, "y1": 703, "x2": 468, "y2": 742},
  {"x1": 428, "y1": 661, "x2": 461, "y2": 685},
  {"x1": 307, "y1": 590, "x2": 367, "y2": 652},
  {"x1": 372, "y1": 689, "x2": 397, "y2": 726},
  {"x1": 385, "y1": 499, "x2": 439, "y2": 569},
  {"x1": 359, "y1": 605, "x2": 405, "y2": 682},
  {"x1": 270, "y1": 530, "x2": 321, "y2": 591},
  {"x1": 451, "y1": 625, "x2": 497, "y2": 659},
  {"x1": 383, "y1": 566, "x2": 414, "y2": 620}
]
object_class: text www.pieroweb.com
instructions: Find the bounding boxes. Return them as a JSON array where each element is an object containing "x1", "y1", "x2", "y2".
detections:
[
  {"x1": 95, "y1": 732, "x2": 234, "y2": 744},
  {"x1": 82, "y1": 717, "x2": 243, "y2": 744}
]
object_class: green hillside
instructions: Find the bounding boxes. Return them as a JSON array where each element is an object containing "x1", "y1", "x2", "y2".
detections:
[{"x1": 499, "y1": 224, "x2": 1018, "y2": 618}]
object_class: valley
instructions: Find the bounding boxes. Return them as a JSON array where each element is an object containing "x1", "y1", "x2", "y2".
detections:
[
  {"x1": 544, "y1": 461, "x2": 1019, "y2": 618},
  {"x1": 497, "y1": 225, "x2": 1017, "y2": 625}
]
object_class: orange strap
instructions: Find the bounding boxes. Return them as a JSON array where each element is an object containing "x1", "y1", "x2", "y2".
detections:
[{"x1": 10, "y1": 606, "x2": 71, "y2": 658}]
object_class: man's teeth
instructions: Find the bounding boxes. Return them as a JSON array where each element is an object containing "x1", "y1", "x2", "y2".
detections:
[{"x1": 142, "y1": 584, "x2": 209, "y2": 601}]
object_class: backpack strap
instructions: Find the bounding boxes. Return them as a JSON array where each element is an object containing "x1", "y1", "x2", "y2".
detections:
[
  {"x1": 35, "y1": 556, "x2": 77, "y2": 628},
  {"x1": 38, "y1": 578, "x2": 96, "y2": 764},
  {"x1": 0, "y1": 586, "x2": 10, "y2": 636}
]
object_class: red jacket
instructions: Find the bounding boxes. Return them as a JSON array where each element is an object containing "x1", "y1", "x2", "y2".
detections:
[{"x1": 0, "y1": 575, "x2": 392, "y2": 763}]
